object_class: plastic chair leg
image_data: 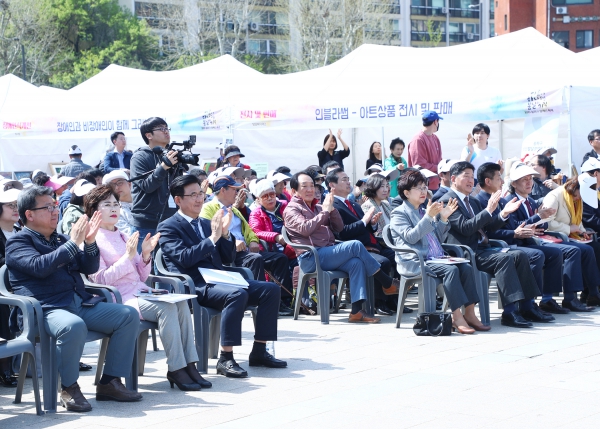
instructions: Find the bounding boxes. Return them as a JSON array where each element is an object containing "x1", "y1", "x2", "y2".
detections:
[
  {"x1": 42, "y1": 337, "x2": 58, "y2": 413},
  {"x1": 14, "y1": 351, "x2": 29, "y2": 404},
  {"x1": 94, "y1": 338, "x2": 109, "y2": 386},
  {"x1": 28, "y1": 352, "x2": 44, "y2": 415},
  {"x1": 476, "y1": 272, "x2": 491, "y2": 325},
  {"x1": 363, "y1": 277, "x2": 375, "y2": 315},
  {"x1": 137, "y1": 330, "x2": 149, "y2": 376},
  {"x1": 208, "y1": 313, "x2": 221, "y2": 360},
  {"x1": 318, "y1": 272, "x2": 332, "y2": 324},
  {"x1": 293, "y1": 271, "x2": 309, "y2": 320},
  {"x1": 125, "y1": 338, "x2": 138, "y2": 391},
  {"x1": 151, "y1": 328, "x2": 159, "y2": 351},
  {"x1": 335, "y1": 278, "x2": 346, "y2": 313},
  {"x1": 194, "y1": 305, "x2": 210, "y2": 374},
  {"x1": 395, "y1": 279, "x2": 411, "y2": 328}
]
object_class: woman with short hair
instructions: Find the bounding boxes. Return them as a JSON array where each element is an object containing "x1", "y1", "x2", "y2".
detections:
[
  {"x1": 390, "y1": 170, "x2": 487, "y2": 334},
  {"x1": 85, "y1": 185, "x2": 211, "y2": 391},
  {"x1": 361, "y1": 175, "x2": 392, "y2": 237}
]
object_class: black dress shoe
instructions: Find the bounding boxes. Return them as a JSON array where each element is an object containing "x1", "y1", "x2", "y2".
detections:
[
  {"x1": 186, "y1": 363, "x2": 212, "y2": 388},
  {"x1": 521, "y1": 307, "x2": 555, "y2": 323},
  {"x1": 539, "y1": 299, "x2": 570, "y2": 314},
  {"x1": 375, "y1": 305, "x2": 393, "y2": 316},
  {"x1": 248, "y1": 351, "x2": 287, "y2": 368},
  {"x1": 501, "y1": 311, "x2": 533, "y2": 328},
  {"x1": 61, "y1": 382, "x2": 92, "y2": 412},
  {"x1": 403, "y1": 306, "x2": 413, "y2": 313},
  {"x1": 79, "y1": 362, "x2": 92, "y2": 371},
  {"x1": 278, "y1": 302, "x2": 294, "y2": 317},
  {"x1": 586, "y1": 295, "x2": 600, "y2": 307},
  {"x1": 0, "y1": 370, "x2": 17, "y2": 388},
  {"x1": 562, "y1": 298, "x2": 595, "y2": 312},
  {"x1": 216, "y1": 359, "x2": 248, "y2": 378},
  {"x1": 166, "y1": 368, "x2": 201, "y2": 391},
  {"x1": 532, "y1": 302, "x2": 552, "y2": 316},
  {"x1": 580, "y1": 291, "x2": 589, "y2": 304}
]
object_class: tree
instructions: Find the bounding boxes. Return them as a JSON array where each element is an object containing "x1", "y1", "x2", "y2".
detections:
[
  {"x1": 48, "y1": 0, "x2": 156, "y2": 88},
  {"x1": 425, "y1": 18, "x2": 443, "y2": 47},
  {"x1": 0, "y1": 0, "x2": 69, "y2": 85}
]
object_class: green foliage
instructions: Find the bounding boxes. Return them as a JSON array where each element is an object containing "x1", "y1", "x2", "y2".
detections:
[
  {"x1": 425, "y1": 19, "x2": 443, "y2": 47},
  {"x1": 47, "y1": 0, "x2": 157, "y2": 88}
]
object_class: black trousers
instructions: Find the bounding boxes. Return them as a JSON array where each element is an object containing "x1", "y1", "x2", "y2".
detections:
[
  {"x1": 235, "y1": 250, "x2": 293, "y2": 300},
  {"x1": 370, "y1": 247, "x2": 398, "y2": 303},
  {"x1": 197, "y1": 280, "x2": 280, "y2": 346},
  {"x1": 475, "y1": 248, "x2": 540, "y2": 305}
]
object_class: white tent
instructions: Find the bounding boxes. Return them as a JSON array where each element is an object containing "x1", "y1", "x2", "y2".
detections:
[{"x1": 0, "y1": 27, "x2": 596, "y2": 178}]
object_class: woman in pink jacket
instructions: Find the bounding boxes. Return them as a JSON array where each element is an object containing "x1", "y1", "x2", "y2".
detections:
[{"x1": 84, "y1": 186, "x2": 211, "y2": 392}]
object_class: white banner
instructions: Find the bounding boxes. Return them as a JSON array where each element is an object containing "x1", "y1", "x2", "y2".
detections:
[{"x1": 521, "y1": 114, "x2": 561, "y2": 156}]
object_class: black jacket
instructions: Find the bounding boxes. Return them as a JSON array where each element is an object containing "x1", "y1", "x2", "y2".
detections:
[
  {"x1": 158, "y1": 213, "x2": 236, "y2": 294},
  {"x1": 582, "y1": 149, "x2": 599, "y2": 166},
  {"x1": 130, "y1": 146, "x2": 180, "y2": 229},
  {"x1": 439, "y1": 189, "x2": 507, "y2": 252}
]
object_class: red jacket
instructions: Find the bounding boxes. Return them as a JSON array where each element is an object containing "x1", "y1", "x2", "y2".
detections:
[{"x1": 248, "y1": 200, "x2": 296, "y2": 260}]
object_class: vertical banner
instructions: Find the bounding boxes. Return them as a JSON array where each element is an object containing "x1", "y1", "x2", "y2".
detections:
[{"x1": 521, "y1": 114, "x2": 561, "y2": 156}]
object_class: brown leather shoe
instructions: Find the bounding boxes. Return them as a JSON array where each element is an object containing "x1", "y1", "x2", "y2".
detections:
[
  {"x1": 383, "y1": 278, "x2": 400, "y2": 296},
  {"x1": 61, "y1": 382, "x2": 92, "y2": 412},
  {"x1": 348, "y1": 310, "x2": 381, "y2": 323},
  {"x1": 96, "y1": 378, "x2": 143, "y2": 402}
]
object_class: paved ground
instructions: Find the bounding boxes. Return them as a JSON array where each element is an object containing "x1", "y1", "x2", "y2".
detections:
[{"x1": 2, "y1": 289, "x2": 600, "y2": 429}]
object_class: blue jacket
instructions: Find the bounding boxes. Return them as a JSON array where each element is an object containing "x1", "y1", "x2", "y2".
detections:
[
  {"x1": 157, "y1": 213, "x2": 236, "y2": 293},
  {"x1": 5, "y1": 228, "x2": 98, "y2": 308},
  {"x1": 432, "y1": 187, "x2": 449, "y2": 202},
  {"x1": 103, "y1": 151, "x2": 132, "y2": 173}
]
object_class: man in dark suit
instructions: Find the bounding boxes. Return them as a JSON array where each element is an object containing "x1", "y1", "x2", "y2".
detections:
[
  {"x1": 475, "y1": 162, "x2": 557, "y2": 320},
  {"x1": 439, "y1": 161, "x2": 542, "y2": 328},
  {"x1": 103, "y1": 131, "x2": 132, "y2": 173},
  {"x1": 157, "y1": 175, "x2": 285, "y2": 379},
  {"x1": 509, "y1": 162, "x2": 598, "y2": 311},
  {"x1": 6, "y1": 186, "x2": 141, "y2": 412},
  {"x1": 326, "y1": 168, "x2": 400, "y2": 315}
]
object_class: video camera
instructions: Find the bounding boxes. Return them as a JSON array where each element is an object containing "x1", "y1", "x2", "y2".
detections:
[{"x1": 156, "y1": 135, "x2": 200, "y2": 169}]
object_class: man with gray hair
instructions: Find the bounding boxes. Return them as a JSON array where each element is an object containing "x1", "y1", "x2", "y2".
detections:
[{"x1": 6, "y1": 186, "x2": 142, "y2": 412}]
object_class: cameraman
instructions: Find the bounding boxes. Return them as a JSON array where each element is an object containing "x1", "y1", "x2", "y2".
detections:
[{"x1": 130, "y1": 117, "x2": 181, "y2": 251}]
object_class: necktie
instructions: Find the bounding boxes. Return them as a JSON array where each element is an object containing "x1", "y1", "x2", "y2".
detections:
[
  {"x1": 524, "y1": 199, "x2": 534, "y2": 217},
  {"x1": 345, "y1": 199, "x2": 377, "y2": 245},
  {"x1": 190, "y1": 218, "x2": 204, "y2": 240},
  {"x1": 463, "y1": 196, "x2": 489, "y2": 245}
]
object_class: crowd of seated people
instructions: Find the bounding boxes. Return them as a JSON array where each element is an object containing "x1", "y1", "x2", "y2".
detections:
[{"x1": 1, "y1": 113, "x2": 599, "y2": 414}]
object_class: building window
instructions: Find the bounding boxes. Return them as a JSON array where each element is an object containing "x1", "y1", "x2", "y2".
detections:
[
  {"x1": 504, "y1": 14, "x2": 507, "y2": 30},
  {"x1": 552, "y1": 0, "x2": 593, "y2": 4},
  {"x1": 552, "y1": 31, "x2": 569, "y2": 49},
  {"x1": 576, "y1": 30, "x2": 593, "y2": 49}
]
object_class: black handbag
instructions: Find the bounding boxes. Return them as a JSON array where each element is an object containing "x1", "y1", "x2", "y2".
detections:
[{"x1": 413, "y1": 312, "x2": 452, "y2": 336}]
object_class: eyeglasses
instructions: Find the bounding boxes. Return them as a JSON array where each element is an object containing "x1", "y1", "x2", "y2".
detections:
[
  {"x1": 110, "y1": 180, "x2": 128, "y2": 187},
  {"x1": 99, "y1": 203, "x2": 121, "y2": 210},
  {"x1": 3, "y1": 203, "x2": 17, "y2": 211},
  {"x1": 181, "y1": 192, "x2": 205, "y2": 200},
  {"x1": 152, "y1": 127, "x2": 171, "y2": 133},
  {"x1": 29, "y1": 204, "x2": 59, "y2": 213},
  {"x1": 260, "y1": 192, "x2": 277, "y2": 199},
  {"x1": 411, "y1": 186, "x2": 429, "y2": 193}
]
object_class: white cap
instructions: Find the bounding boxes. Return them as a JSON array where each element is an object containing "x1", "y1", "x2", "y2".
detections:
[
  {"x1": 438, "y1": 159, "x2": 458, "y2": 173},
  {"x1": 510, "y1": 162, "x2": 540, "y2": 181},
  {"x1": 68, "y1": 145, "x2": 82, "y2": 155},
  {"x1": 536, "y1": 147, "x2": 557, "y2": 156},
  {"x1": 102, "y1": 170, "x2": 129, "y2": 185},
  {"x1": 582, "y1": 158, "x2": 600, "y2": 173},
  {"x1": 31, "y1": 169, "x2": 44, "y2": 180},
  {"x1": 71, "y1": 179, "x2": 95, "y2": 197},
  {"x1": 0, "y1": 188, "x2": 20, "y2": 203},
  {"x1": 221, "y1": 166, "x2": 251, "y2": 179},
  {"x1": 364, "y1": 164, "x2": 383, "y2": 176},
  {"x1": 371, "y1": 169, "x2": 399, "y2": 182},
  {"x1": 267, "y1": 171, "x2": 289, "y2": 185},
  {"x1": 413, "y1": 165, "x2": 437, "y2": 178},
  {"x1": 0, "y1": 178, "x2": 23, "y2": 191},
  {"x1": 253, "y1": 179, "x2": 276, "y2": 198},
  {"x1": 579, "y1": 172, "x2": 598, "y2": 209}
]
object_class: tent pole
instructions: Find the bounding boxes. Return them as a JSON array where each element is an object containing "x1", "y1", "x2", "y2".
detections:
[
  {"x1": 567, "y1": 85, "x2": 573, "y2": 174},
  {"x1": 498, "y1": 119, "x2": 503, "y2": 157},
  {"x1": 351, "y1": 128, "x2": 357, "y2": 185}
]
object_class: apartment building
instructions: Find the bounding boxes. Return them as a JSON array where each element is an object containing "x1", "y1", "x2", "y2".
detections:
[
  {"x1": 119, "y1": 0, "x2": 494, "y2": 60},
  {"x1": 495, "y1": 0, "x2": 600, "y2": 52}
]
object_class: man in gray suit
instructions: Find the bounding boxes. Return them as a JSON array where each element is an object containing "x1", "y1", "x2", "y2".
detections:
[{"x1": 439, "y1": 161, "x2": 542, "y2": 328}]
